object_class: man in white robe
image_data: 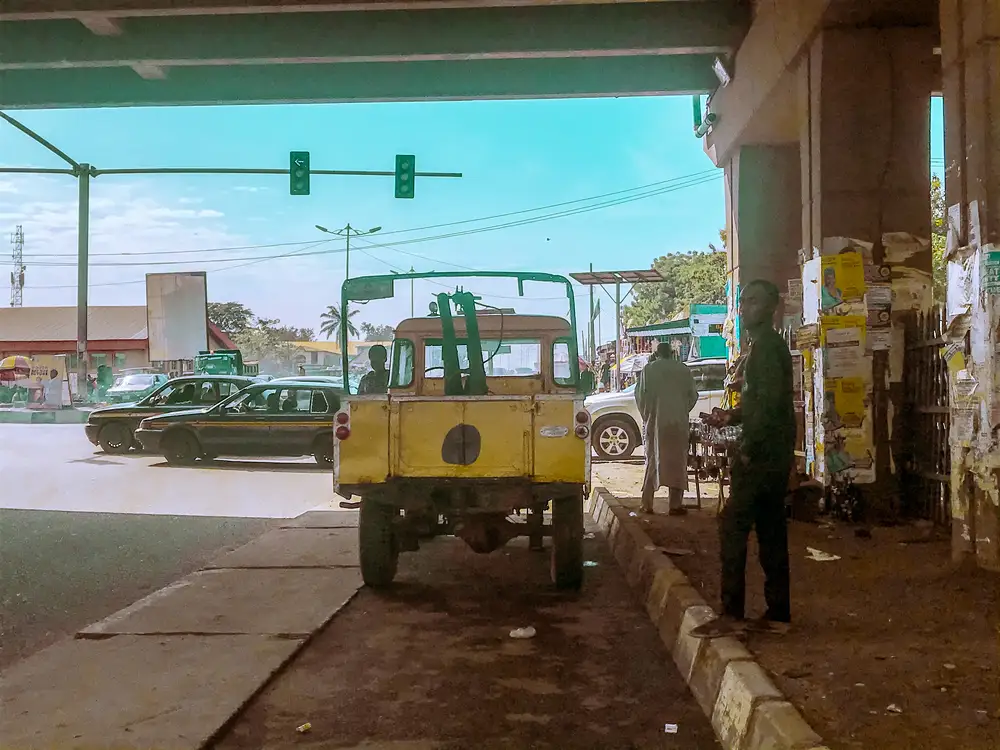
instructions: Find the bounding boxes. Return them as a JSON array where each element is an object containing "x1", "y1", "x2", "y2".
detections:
[{"x1": 635, "y1": 342, "x2": 698, "y2": 514}]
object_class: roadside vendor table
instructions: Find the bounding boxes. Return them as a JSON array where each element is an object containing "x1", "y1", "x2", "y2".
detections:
[{"x1": 688, "y1": 422, "x2": 741, "y2": 511}]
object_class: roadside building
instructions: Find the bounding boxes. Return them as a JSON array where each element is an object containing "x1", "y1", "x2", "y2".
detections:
[{"x1": 0, "y1": 305, "x2": 236, "y2": 377}]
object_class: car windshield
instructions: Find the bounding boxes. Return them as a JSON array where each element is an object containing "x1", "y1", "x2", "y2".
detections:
[{"x1": 118, "y1": 374, "x2": 154, "y2": 387}]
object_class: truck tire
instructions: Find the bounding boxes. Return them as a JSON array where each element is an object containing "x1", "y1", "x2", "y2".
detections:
[
  {"x1": 550, "y1": 493, "x2": 584, "y2": 590},
  {"x1": 98, "y1": 422, "x2": 133, "y2": 454},
  {"x1": 359, "y1": 499, "x2": 398, "y2": 588},
  {"x1": 592, "y1": 416, "x2": 639, "y2": 460},
  {"x1": 163, "y1": 430, "x2": 201, "y2": 466}
]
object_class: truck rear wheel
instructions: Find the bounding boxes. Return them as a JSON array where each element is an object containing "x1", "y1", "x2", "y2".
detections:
[
  {"x1": 359, "y1": 499, "x2": 398, "y2": 588},
  {"x1": 550, "y1": 493, "x2": 584, "y2": 590}
]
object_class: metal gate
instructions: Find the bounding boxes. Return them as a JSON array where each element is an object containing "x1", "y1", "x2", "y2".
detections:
[{"x1": 901, "y1": 307, "x2": 951, "y2": 523}]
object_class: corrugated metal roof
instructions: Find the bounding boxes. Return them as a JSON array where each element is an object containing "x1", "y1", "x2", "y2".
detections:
[{"x1": 0, "y1": 306, "x2": 148, "y2": 342}]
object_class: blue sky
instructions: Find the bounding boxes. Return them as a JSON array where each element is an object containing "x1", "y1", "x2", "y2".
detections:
[{"x1": 0, "y1": 96, "x2": 944, "y2": 340}]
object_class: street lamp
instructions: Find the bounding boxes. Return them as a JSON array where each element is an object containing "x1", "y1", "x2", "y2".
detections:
[{"x1": 315, "y1": 223, "x2": 382, "y2": 280}]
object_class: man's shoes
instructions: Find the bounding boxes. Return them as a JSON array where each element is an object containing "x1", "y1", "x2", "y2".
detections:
[
  {"x1": 744, "y1": 618, "x2": 791, "y2": 635},
  {"x1": 689, "y1": 616, "x2": 745, "y2": 639}
]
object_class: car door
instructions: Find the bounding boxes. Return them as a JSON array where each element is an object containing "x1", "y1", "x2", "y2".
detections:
[
  {"x1": 199, "y1": 386, "x2": 274, "y2": 456},
  {"x1": 266, "y1": 387, "x2": 316, "y2": 456}
]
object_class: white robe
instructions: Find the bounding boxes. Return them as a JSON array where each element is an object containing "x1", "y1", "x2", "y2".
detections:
[{"x1": 635, "y1": 358, "x2": 698, "y2": 492}]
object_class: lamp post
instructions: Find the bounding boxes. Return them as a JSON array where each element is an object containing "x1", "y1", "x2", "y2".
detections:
[{"x1": 315, "y1": 223, "x2": 382, "y2": 280}]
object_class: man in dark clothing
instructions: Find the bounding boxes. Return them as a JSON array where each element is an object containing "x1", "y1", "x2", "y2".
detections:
[
  {"x1": 358, "y1": 344, "x2": 389, "y2": 395},
  {"x1": 692, "y1": 279, "x2": 796, "y2": 638}
]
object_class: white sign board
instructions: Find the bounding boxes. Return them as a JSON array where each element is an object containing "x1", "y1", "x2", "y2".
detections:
[{"x1": 145, "y1": 272, "x2": 209, "y2": 362}]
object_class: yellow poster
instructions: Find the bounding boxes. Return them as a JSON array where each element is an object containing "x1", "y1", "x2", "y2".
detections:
[
  {"x1": 823, "y1": 377, "x2": 868, "y2": 430},
  {"x1": 821, "y1": 251, "x2": 867, "y2": 310}
]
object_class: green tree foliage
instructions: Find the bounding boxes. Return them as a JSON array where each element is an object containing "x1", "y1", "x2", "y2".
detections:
[
  {"x1": 360, "y1": 322, "x2": 395, "y2": 341},
  {"x1": 207, "y1": 301, "x2": 255, "y2": 336},
  {"x1": 624, "y1": 236, "x2": 728, "y2": 327},
  {"x1": 231, "y1": 327, "x2": 296, "y2": 371},
  {"x1": 319, "y1": 305, "x2": 360, "y2": 340},
  {"x1": 931, "y1": 175, "x2": 947, "y2": 304}
]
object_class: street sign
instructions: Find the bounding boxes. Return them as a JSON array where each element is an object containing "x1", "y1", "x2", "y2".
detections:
[
  {"x1": 289, "y1": 151, "x2": 310, "y2": 195},
  {"x1": 395, "y1": 154, "x2": 415, "y2": 199}
]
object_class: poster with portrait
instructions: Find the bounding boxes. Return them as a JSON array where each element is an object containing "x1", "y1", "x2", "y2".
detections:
[
  {"x1": 823, "y1": 377, "x2": 868, "y2": 431},
  {"x1": 820, "y1": 251, "x2": 866, "y2": 310}
]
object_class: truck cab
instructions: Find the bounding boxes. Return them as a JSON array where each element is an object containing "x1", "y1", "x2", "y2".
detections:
[{"x1": 333, "y1": 273, "x2": 591, "y2": 590}]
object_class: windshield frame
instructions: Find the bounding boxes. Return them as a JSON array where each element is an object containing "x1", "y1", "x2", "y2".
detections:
[{"x1": 339, "y1": 271, "x2": 579, "y2": 396}]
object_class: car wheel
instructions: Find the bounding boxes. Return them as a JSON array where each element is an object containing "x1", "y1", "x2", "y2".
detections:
[
  {"x1": 163, "y1": 430, "x2": 200, "y2": 466},
  {"x1": 313, "y1": 434, "x2": 334, "y2": 468},
  {"x1": 593, "y1": 417, "x2": 638, "y2": 460},
  {"x1": 98, "y1": 423, "x2": 133, "y2": 454}
]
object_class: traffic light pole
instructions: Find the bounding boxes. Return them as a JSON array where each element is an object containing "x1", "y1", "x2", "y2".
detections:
[{"x1": 77, "y1": 164, "x2": 91, "y2": 393}]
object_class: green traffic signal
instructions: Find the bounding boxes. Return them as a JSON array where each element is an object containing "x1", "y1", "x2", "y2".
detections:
[
  {"x1": 395, "y1": 154, "x2": 415, "y2": 199},
  {"x1": 290, "y1": 151, "x2": 310, "y2": 196}
]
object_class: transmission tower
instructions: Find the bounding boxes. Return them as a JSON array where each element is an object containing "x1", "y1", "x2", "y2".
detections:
[{"x1": 10, "y1": 225, "x2": 25, "y2": 307}]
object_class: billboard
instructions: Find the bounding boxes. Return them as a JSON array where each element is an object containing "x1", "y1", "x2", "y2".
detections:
[{"x1": 145, "y1": 272, "x2": 209, "y2": 362}]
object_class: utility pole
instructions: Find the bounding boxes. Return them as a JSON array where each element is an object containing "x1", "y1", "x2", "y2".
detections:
[
  {"x1": 77, "y1": 165, "x2": 91, "y2": 391},
  {"x1": 10, "y1": 225, "x2": 24, "y2": 307},
  {"x1": 614, "y1": 278, "x2": 621, "y2": 391},
  {"x1": 409, "y1": 266, "x2": 415, "y2": 317},
  {"x1": 588, "y1": 262, "x2": 595, "y2": 363},
  {"x1": 315, "y1": 223, "x2": 381, "y2": 281}
]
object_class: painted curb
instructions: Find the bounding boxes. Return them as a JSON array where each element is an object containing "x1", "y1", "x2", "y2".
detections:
[{"x1": 587, "y1": 487, "x2": 831, "y2": 750}]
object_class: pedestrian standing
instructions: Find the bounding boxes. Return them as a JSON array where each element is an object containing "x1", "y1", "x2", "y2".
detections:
[
  {"x1": 634, "y1": 342, "x2": 698, "y2": 515},
  {"x1": 692, "y1": 279, "x2": 796, "y2": 638}
]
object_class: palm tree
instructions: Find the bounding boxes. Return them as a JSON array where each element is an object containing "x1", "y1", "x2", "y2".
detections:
[{"x1": 319, "y1": 304, "x2": 360, "y2": 340}]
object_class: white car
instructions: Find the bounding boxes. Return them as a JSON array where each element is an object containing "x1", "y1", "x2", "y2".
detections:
[{"x1": 585, "y1": 358, "x2": 728, "y2": 460}]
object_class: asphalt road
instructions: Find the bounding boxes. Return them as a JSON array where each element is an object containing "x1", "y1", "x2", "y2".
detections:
[
  {"x1": 0, "y1": 425, "x2": 338, "y2": 669},
  {"x1": 215, "y1": 532, "x2": 719, "y2": 750}
]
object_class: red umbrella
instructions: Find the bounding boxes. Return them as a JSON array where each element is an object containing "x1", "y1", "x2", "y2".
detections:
[{"x1": 0, "y1": 355, "x2": 32, "y2": 382}]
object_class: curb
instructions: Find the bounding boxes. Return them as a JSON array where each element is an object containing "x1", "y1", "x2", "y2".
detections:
[
  {"x1": 0, "y1": 408, "x2": 91, "y2": 424},
  {"x1": 587, "y1": 487, "x2": 831, "y2": 750}
]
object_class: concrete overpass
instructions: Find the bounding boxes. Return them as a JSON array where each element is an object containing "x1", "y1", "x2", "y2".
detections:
[{"x1": 0, "y1": 0, "x2": 751, "y2": 108}]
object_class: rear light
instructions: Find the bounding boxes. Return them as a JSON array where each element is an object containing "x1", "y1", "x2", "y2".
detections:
[
  {"x1": 575, "y1": 411, "x2": 590, "y2": 424},
  {"x1": 335, "y1": 411, "x2": 349, "y2": 425},
  {"x1": 335, "y1": 425, "x2": 351, "y2": 441},
  {"x1": 575, "y1": 425, "x2": 590, "y2": 439}
]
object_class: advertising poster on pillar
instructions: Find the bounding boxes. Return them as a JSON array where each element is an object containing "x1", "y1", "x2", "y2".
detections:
[
  {"x1": 823, "y1": 377, "x2": 868, "y2": 431},
  {"x1": 821, "y1": 315, "x2": 867, "y2": 378},
  {"x1": 820, "y1": 252, "x2": 867, "y2": 311},
  {"x1": 825, "y1": 425, "x2": 876, "y2": 485}
]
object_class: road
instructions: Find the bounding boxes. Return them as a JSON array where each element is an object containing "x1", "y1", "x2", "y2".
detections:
[
  {"x1": 214, "y1": 532, "x2": 718, "y2": 750},
  {"x1": 0, "y1": 425, "x2": 337, "y2": 669}
]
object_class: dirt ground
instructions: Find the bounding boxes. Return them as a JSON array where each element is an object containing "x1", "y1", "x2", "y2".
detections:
[
  {"x1": 213, "y1": 525, "x2": 720, "y2": 750},
  {"x1": 594, "y1": 463, "x2": 1000, "y2": 750}
]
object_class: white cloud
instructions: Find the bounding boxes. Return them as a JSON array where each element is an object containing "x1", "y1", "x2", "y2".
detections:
[
  {"x1": 233, "y1": 186, "x2": 267, "y2": 193},
  {"x1": 2, "y1": 178, "x2": 245, "y2": 307},
  {"x1": 0, "y1": 180, "x2": 18, "y2": 194}
]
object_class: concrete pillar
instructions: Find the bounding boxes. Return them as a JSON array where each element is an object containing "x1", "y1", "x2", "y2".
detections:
[
  {"x1": 726, "y1": 144, "x2": 803, "y2": 291},
  {"x1": 940, "y1": 0, "x2": 999, "y2": 569},
  {"x1": 800, "y1": 27, "x2": 936, "y2": 250},
  {"x1": 797, "y1": 27, "x2": 935, "y2": 519}
]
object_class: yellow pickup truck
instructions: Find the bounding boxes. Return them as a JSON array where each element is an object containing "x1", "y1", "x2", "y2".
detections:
[{"x1": 334, "y1": 272, "x2": 591, "y2": 589}]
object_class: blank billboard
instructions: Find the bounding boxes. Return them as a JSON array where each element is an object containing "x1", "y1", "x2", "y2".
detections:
[{"x1": 146, "y1": 272, "x2": 209, "y2": 362}]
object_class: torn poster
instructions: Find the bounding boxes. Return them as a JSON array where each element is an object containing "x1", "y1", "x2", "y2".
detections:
[{"x1": 824, "y1": 326, "x2": 865, "y2": 378}]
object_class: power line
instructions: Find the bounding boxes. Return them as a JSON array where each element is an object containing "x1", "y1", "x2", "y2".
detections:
[
  {"x1": 28, "y1": 173, "x2": 720, "y2": 269},
  {"x1": 26, "y1": 170, "x2": 719, "y2": 259}
]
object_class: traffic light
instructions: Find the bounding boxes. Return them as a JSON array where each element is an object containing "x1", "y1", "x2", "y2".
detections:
[
  {"x1": 289, "y1": 151, "x2": 310, "y2": 196},
  {"x1": 394, "y1": 154, "x2": 415, "y2": 199}
]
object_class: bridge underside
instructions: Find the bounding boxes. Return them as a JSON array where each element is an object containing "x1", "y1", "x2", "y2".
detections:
[{"x1": 0, "y1": 0, "x2": 749, "y2": 109}]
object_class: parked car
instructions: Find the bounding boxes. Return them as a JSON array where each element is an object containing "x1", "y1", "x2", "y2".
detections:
[
  {"x1": 85, "y1": 375, "x2": 257, "y2": 454},
  {"x1": 134, "y1": 381, "x2": 343, "y2": 467},
  {"x1": 103, "y1": 372, "x2": 169, "y2": 404},
  {"x1": 584, "y1": 358, "x2": 728, "y2": 460}
]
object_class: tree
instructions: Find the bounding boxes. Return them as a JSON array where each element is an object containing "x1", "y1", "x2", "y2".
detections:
[
  {"x1": 319, "y1": 304, "x2": 360, "y2": 340},
  {"x1": 931, "y1": 174, "x2": 947, "y2": 304},
  {"x1": 207, "y1": 302, "x2": 255, "y2": 336},
  {"x1": 231, "y1": 327, "x2": 296, "y2": 372},
  {"x1": 360, "y1": 322, "x2": 395, "y2": 341},
  {"x1": 624, "y1": 234, "x2": 728, "y2": 327},
  {"x1": 268, "y1": 324, "x2": 315, "y2": 342}
]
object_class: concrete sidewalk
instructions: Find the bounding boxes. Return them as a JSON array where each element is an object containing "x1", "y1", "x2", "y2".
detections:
[{"x1": 0, "y1": 509, "x2": 362, "y2": 750}]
